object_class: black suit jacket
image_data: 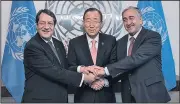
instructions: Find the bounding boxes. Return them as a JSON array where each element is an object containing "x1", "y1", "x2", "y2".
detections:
[
  {"x1": 67, "y1": 33, "x2": 116, "y2": 103},
  {"x1": 107, "y1": 27, "x2": 171, "y2": 103},
  {"x1": 22, "y1": 33, "x2": 82, "y2": 103}
]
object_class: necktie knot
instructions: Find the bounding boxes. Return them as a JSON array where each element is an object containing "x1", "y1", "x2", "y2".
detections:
[
  {"x1": 91, "y1": 40, "x2": 96, "y2": 48},
  {"x1": 129, "y1": 37, "x2": 135, "y2": 42},
  {"x1": 47, "y1": 41, "x2": 53, "y2": 47}
]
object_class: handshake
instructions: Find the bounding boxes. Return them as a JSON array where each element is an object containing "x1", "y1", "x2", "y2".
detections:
[{"x1": 82, "y1": 66, "x2": 107, "y2": 91}]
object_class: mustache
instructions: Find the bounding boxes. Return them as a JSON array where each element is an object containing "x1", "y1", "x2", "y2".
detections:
[
  {"x1": 39, "y1": 27, "x2": 51, "y2": 32},
  {"x1": 42, "y1": 29, "x2": 50, "y2": 32},
  {"x1": 126, "y1": 23, "x2": 135, "y2": 28}
]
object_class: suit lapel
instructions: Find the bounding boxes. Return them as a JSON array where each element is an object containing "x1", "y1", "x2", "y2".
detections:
[
  {"x1": 35, "y1": 34, "x2": 61, "y2": 65},
  {"x1": 53, "y1": 38, "x2": 64, "y2": 66},
  {"x1": 96, "y1": 33, "x2": 106, "y2": 66},
  {"x1": 81, "y1": 35, "x2": 94, "y2": 65},
  {"x1": 132, "y1": 27, "x2": 147, "y2": 53},
  {"x1": 123, "y1": 35, "x2": 129, "y2": 57},
  {"x1": 35, "y1": 34, "x2": 55, "y2": 57}
]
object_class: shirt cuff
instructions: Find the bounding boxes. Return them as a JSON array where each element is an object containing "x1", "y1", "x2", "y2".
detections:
[
  {"x1": 103, "y1": 78, "x2": 109, "y2": 87},
  {"x1": 104, "y1": 67, "x2": 110, "y2": 76},
  {"x1": 79, "y1": 74, "x2": 84, "y2": 87},
  {"x1": 77, "y1": 66, "x2": 81, "y2": 73}
]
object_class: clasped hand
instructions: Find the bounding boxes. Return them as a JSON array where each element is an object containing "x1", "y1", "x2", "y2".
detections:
[{"x1": 82, "y1": 66, "x2": 106, "y2": 91}]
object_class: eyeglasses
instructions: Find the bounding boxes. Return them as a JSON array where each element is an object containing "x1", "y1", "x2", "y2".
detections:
[{"x1": 38, "y1": 21, "x2": 54, "y2": 27}]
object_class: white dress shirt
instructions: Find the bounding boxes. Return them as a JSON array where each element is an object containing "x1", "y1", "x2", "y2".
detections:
[
  {"x1": 77, "y1": 33, "x2": 109, "y2": 87},
  {"x1": 126, "y1": 27, "x2": 142, "y2": 55},
  {"x1": 104, "y1": 27, "x2": 142, "y2": 76},
  {"x1": 42, "y1": 37, "x2": 55, "y2": 47}
]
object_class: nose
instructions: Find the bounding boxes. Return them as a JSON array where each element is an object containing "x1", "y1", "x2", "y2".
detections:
[
  {"x1": 126, "y1": 20, "x2": 132, "y2": 25},
  {"x1": 89, "y1": 23, "x2": 95, "y2": 28},
  {"x1": 44, "y1": 23, "x2": 50, "y2": 29}
]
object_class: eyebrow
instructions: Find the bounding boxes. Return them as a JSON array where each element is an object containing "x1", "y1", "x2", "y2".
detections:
[
  {"x1": 123, "y1": 16, "x2": 135, "y2": 19},
  {"x1": 39, "y1": 21, "x2": 53, "y2": 22},
  {"x1": 85, "y1": 18, "x2": 100, "y2": 20},
  {"x1": 127, "y1": 15, "x2": 135, "y2": 18}
]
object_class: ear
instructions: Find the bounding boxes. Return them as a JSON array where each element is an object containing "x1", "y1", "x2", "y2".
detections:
[
  {"x1": 100, "y1": 21, "x2": 103, "y2": 29},
  {"x1": 82, "y1": 21, "x2": 85, "y2": 27},
  {"x1": 140, "y1": 17, "x2": 143, "y2": 25},
  {"x1": 81, "y1": 22, "x2": 85, "y2": 32},
  {"x1": 36, "y1": 24, "x2": 38, "y2": 30}
]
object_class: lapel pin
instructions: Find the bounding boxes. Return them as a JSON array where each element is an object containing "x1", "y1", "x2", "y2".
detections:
[{"x1": 102, "y1": 42, "x2": 104, "y2": 46}]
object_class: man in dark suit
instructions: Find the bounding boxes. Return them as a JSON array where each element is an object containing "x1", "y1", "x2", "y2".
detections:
[
  {"x1": 67, "y1": 8, "x2": 116, "y2": 103},
  {"x1": 93, "y1": 6, "x2": 171, "y2": 103},
  {"x1": 22, "y1": 9, "x2": 96, "y2": 103}
]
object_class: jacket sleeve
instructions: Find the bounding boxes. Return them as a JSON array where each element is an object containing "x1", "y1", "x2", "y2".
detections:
[
  {"x1": 107, "y1": 32, "x2": 162, "y2": 78},
  {"x1": 104, "y1": 36, "x2": 117, "y2": 85},
  {"x1": 109, "y1": 36, "x2": 117, "y2": 64},
  {"x1": 24, "y1": 42, "x2": 82, "y2": 87},
  {"x1": 67, "y1": 39, "x2": 79, "y2": 72}
]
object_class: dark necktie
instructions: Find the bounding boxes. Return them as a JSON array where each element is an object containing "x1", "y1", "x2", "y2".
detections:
[
  {"x1": 47, "y1": 41, "x2": 61, "y2": 63},
  {"x1": 128, "y1": 37, "x2": 135, "y2": 56}
]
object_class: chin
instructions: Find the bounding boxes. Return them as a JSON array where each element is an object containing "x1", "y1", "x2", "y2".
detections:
[
  {"x1": 87, "y1": 33, "x2": 94, "y2": 35},
  {"x1": 128, "y1": 30, "x2": 135, "y2": 34},
  {"x1": 42, "y1": 35, "x2": 51, "y2": 39},
  {"x1": 90, "y1": 33, "x2": 96, "y2": 36}
]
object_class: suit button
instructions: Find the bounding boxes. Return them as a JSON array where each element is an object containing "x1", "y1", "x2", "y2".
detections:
[
  {"x1": 129, "y1": 74, "x2": 131, "y2": 76},
  {"x1": 129, "y1": 87, "x2": 131, "y2": 90}
]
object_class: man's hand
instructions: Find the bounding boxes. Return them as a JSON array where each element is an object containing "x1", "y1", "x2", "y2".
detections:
[
  {"x1": 83, "y1": 73, "x2": 96, "y2": 84},
  {"x1": 92, "y1": 66, "x2": 105, "y2": 78},
  {"x1": 81, "y1": 66, "x2": 106, "y2": 79},
  {"x1": 90, "y1": 79, "x2": 104, "y2": 91},
  {"x1": 80, "y1": 66, "x2": 91, "y2": 74}
]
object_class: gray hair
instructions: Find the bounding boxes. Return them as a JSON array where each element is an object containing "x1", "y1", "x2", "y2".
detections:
[{"x1": 122, "y1": 6, "x2": 142, "y2": 18}]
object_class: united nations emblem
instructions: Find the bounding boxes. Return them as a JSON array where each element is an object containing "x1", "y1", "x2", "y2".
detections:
[
  {"x1": 45, "y1": 1, "x2": 123, "y2": 52},
  {"x1": 141, "y1": 7, "x2": 168, "y2": 45},
  {"x1": 6, "y1": 7, "x2": 36, "y2": 61}
]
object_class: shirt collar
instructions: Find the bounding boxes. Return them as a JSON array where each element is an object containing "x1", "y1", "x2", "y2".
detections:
[
  {"x1": 86, "y1": 33, "x2": 99, "y2": 44},
  {"x1": 128, "y1": 27, "x2": 142, "y2": 40},
  {"x1": 41, "y1": 37, "x2": 53, "y2": 43}
]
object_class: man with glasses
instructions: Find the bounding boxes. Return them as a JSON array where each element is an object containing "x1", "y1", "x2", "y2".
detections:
[
  {"x1": 22, "y1": 9, "x2": 96, "y2": 103},
  {"x1": 67, "y1": 8, "x2": 116, "y2": 103}
]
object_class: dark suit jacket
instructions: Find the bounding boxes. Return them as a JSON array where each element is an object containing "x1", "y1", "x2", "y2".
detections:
[
  {"x1": 107, "y1": 27, "x2": 171, "y2": 103},
  {"x1": 67, "y1": 33, "x2": 116, "y2": 103},
  {"x1": 22, "y1": 33, "x2": 82, "y2": 103}
]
